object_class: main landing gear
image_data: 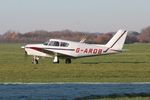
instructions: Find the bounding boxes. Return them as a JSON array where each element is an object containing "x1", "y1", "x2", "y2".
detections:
[
  {"x1": 65, "y1": 58, "x2": 71, "y2": 64},
  {"x1": 53, "y1": 56, "x2": 59, "y2": 64},
  {"x1": 53, "y1": 56, "x2": 71, "y2": 64}
]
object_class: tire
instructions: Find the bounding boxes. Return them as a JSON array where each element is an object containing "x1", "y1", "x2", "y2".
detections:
[
  {"x1": 35, "y1": 59, "x2": 38, "y2": 64},
  {"x1": 32, "y1": 59, "x2": 38, "y2": 64},
  {"x1": 65, "y1": 58, "x2": 71, "y2": 64}
]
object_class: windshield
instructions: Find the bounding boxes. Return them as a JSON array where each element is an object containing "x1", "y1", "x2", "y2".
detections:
[{"x1": 43, "y1": 41, "x2": 49, "y2": 45}]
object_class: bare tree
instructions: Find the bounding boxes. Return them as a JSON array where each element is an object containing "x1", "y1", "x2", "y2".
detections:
[{"x1": 138, "y1": 26, "x2": 150, "y2": 43}]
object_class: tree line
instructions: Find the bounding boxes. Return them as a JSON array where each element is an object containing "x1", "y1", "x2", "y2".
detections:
[{"x1": 0, "y1": 26, "x2": 150, "y2": 44}]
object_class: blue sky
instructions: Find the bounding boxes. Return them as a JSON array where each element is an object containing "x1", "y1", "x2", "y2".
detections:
[{"x1": 0, "y1": 0, "x2": 149, "y2": 34}]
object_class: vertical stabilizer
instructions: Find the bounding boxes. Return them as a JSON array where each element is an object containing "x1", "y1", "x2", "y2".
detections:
[{"x1": 105, "y1": 29, "x2": 128, "y2": 52}]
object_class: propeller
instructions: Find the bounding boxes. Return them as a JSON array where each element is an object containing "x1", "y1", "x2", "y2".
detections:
[
  {"x1": 21, "y1": 46, "x2": 25, "y2": 49},
  {"x1": 21, "y1": 45, "x2": 28, "y2": 60}
]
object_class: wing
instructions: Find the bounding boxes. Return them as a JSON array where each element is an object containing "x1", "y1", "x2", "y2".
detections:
[{"x1": 28, "y1": 47, "x2": 76, "y2": 58}]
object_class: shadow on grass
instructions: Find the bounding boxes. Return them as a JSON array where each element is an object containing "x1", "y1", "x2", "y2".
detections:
[
  {"x1": 81, "y1": 61, "x2": 149, "y2": 64},
  {"x1": 75, "y1": 93, "x2": 150, "y2": 100}
]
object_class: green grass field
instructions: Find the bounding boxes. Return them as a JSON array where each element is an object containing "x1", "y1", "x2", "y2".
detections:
[{"x1": 0, "y1": 43, "x2": 150, "y2": 82}]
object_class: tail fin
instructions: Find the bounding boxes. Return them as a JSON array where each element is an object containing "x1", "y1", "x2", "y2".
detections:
[{"x1": 105, "y1": 29, "x2": 128, "y2": 52}]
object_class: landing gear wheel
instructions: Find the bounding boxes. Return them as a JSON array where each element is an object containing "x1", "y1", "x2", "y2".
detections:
[
  {"x1": 32, "y1": 56, "x2": 39, "y2": 64},
  {"x1": 65, "y1": 58, "x2": 71, "y2": 64}
]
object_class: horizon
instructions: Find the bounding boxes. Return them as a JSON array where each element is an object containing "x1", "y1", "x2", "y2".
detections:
[{"x1": 0, "y1": 0, "x2": 150, "y2": 34}]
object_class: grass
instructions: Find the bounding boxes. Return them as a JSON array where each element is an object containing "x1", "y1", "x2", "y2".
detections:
[{"x1": 0, "y1": 43, "x2": 150, "y2": 82}]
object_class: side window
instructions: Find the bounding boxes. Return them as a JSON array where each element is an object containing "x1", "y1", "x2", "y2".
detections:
[{"x1": 60, "y1": 42, "x2": 69, "y2": 47}]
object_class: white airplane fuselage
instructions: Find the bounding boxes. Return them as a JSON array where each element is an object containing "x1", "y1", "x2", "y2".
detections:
[{"x1": 25, "y1": 41, "x2": 111, "y2": 58}]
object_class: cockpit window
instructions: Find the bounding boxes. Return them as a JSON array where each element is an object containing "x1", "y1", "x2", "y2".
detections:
[
  {"x1": 44, "y1": 40, "x2": 69, "y2": 47},
  {"x1": 53, "y1": 41, "x2": 59, "y2": 46},
  {"x1": 49, "y1": 41, "x2": 59, "y2": 46},
  {"x1": 60, "y1": 42, "x2": 69, "y2": 47}
]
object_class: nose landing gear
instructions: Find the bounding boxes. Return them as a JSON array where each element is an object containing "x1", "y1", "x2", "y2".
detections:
[{"x1": 32, "y1": 56, "x2": 39, "y2": 64}]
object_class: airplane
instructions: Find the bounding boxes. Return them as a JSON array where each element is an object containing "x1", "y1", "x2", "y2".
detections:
[{"x1": 21, "y1": 29, "x2": 128, "y2": 64}]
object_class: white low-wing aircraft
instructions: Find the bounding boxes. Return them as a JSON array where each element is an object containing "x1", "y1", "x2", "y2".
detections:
[{"x1": 22, "y1": 29, "x2": 128, "y2": 64}]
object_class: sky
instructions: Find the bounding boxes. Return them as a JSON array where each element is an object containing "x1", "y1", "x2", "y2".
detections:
[{"x1": 0, "y1": 0, "x2": 150, "y2": 34}]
